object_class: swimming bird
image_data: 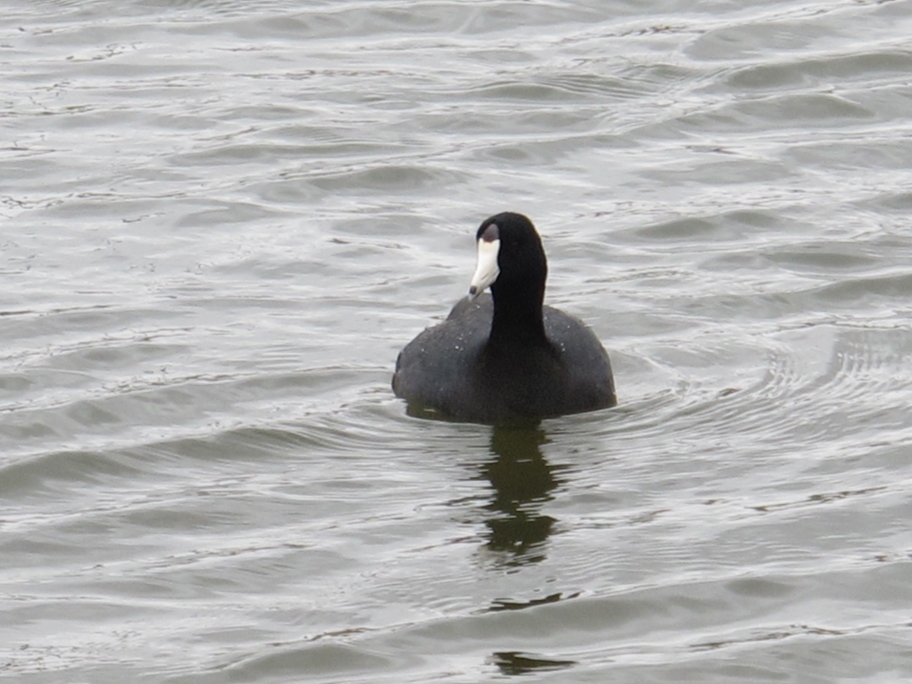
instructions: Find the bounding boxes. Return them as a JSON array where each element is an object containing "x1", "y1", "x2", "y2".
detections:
[{"x1": 392, "y1": 212, "x2": 616, "y2": 423}]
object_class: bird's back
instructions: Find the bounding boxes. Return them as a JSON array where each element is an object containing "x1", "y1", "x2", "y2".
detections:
[{"x1": 393, "y1": 295, "x2": 615, "y2": 423}]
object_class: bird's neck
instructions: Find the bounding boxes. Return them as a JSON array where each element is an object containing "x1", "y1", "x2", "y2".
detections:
[{"x1": 489, "y1": 287, "x2": 548, "y2": 347}]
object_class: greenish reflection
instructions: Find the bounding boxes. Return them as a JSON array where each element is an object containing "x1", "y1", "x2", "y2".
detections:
[
  {"x1": 476, "y1": 425, "x2": 566, "y2": 566},
  {"x1": 490, "y1": 651, "x2": 577, "y2": 676}
]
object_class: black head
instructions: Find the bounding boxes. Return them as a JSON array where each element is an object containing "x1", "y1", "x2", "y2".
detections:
[
  {"x1": 468, "y1": 212, "x2": 548, "y2": 303},
  {"x1": 468, "y1": 212, "x2": 549, "y2": 346}
]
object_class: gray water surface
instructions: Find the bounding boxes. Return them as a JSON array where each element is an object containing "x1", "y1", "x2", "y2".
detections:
[{"x1": 3, "y1": 0, "x2": 912, "y2": 681}]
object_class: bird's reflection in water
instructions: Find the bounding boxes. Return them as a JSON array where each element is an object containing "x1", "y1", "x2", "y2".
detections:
[{"x1": 476, "y1": 424, "x2": 567, "y2": 566}]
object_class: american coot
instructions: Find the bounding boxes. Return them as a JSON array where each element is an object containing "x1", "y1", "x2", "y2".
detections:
[{"x1": 392, "y1": 212, "x2": 616, "y2": 423}]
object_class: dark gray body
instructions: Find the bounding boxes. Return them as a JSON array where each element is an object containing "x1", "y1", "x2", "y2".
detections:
[{"x1": 392, "y1": 294, "x2": 616, "y2": 423}]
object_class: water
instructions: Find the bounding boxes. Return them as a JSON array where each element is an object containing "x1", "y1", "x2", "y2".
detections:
[{"x1": 3, "y1": 0, "x2": 912, "y2": 681}]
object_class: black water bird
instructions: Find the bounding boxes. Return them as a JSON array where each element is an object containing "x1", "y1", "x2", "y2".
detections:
[{"x1": 393, "y1": 212, "x2": 616, "y2": 423}]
